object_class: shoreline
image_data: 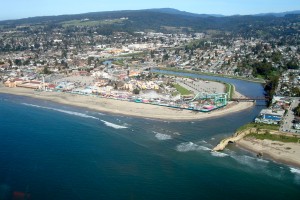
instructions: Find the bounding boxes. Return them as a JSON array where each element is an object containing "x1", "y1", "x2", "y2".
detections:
[
  {"x1": 154, "y1": 68, "x2": 266, "y2": 83},
  {"x1": 236, "y1": 138, "x2": 300, "y2": 168},
  {"x1": 0, "y1": 87, "x2": 254, "y2": 121}
]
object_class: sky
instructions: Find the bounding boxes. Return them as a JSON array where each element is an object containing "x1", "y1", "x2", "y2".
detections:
[{"x1": 1, "y1": 0, "x2": 299, "y2": 20}]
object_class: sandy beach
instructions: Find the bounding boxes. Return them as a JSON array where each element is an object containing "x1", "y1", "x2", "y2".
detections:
[
  {"x1": 0, "y1": 87, "x2": 253, "y2": 121},
  {"x1": 237, "y1": 138, "x2": 300, "y2": 168}
]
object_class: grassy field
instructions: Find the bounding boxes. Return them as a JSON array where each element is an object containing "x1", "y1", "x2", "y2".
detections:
[
  {"x1": 173, "y1": 84, "x2": 192, "y2": 95},
  {"x1": 112, "y1": 59, "x2": 125, "y2": 66},
  {"x1": 225, "y1": 83, "x2": 234, "y2": 99},
  {"x1": 236, "y1": 122, "x2": 280, "y2": 132},
  {"x1": 236, "y1": 123, "x2": 300, "y2": 143},
  {"x1": 246, "y1": 132, "x2": 300, "y2": 143}
]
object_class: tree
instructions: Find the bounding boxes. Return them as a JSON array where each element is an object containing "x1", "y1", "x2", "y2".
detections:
[
  {"x1": 43, "y1": 66, "x2": 51, "y2": 74},
  {"x1": 271, "y1": 51, "x2": 282, "y2": 63},
  {"x1": 132, "y1": 88, "x2": 140, "y2": 94},
  {"x1": 293, "y1": 103, "x2": 300, "y2": 117},
  {"x1": 14, "y1": 59, "x2": 22, "y2": 66},
  {"x1": 286, "y1": 61, "x2": 299, "y2": 70},
  {"x1": 162, "y1": 54, "x2": 169, "y2": 61},
  {"x1": 150, "y1": 50, "x2": 155, "y2": 58}
]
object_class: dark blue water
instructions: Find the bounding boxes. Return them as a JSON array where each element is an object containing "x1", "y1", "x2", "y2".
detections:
[{"x1": 0, "y1": 77, "x2": 300, "y2": 200}]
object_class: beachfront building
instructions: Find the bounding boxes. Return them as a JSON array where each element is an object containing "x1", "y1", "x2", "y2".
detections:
[
  {"x1": 55, "y1": 82, "x2": 75, "y2": 91},
  {"x1": 4, "y1": 78, "x2": 43, "y2": 89},
  {"x1": 192, "y1": 92, "x2": 228, "y2": 107},
  {"x1": 255, "y1": 109, "x2": 285, "y2": 125}
]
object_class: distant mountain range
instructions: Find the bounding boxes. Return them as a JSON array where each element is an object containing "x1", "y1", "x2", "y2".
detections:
[
  {"x1": 145, "y1": 8, "x2": 225, "y2": 18},
  {"x1": 254, "y1": 10, "x2": 300, "y2": 17},
  {"x1": 0, "y1": 8, "x2": 299, "y2": 36},
  {"x1": 1, "y1": 8, "x2": 300, "y2": 24}
]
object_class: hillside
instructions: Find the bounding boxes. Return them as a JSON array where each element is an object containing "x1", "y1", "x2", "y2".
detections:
[{"x1": 0, "y1": 8, "x2": 299, "y2": 36}]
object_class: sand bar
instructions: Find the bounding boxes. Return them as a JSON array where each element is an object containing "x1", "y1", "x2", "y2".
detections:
[{"x1": 0, "y1": 87, "x2": 253, "y2": 121}]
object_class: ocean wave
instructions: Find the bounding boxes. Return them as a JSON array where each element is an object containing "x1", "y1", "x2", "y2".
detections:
[
  {"x1": 290, "y1": 167, "x2": 300, "y2": 174},
  {"x1": 154, "y1": 132, "x2": 172, "y2": 140},
  {"x1": 256, "y1": 158, "x2": 269, "y2": 163},
  {"x1": 231, "y1": 154, "x2": 268, "y2": 169},
  {"x1": 173, "y1": 132, "x2": 180, "y2": 135},
  {"x1": 100, "y1": 120, "x2": 128, "y2": 129},
  {"x1": 176, "y1": 142, "x2": 211, "y2": 152},
  {"x1": 211, "y1": 151, "x2": 229, "y2": 157},
  {"x1": 22, "y1": 103, "x2": 99, "y2": 120}
]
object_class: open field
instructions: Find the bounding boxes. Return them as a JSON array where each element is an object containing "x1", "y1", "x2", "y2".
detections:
[{"x1": 173, "y1": 83, "x2": 192, "y2": 95}]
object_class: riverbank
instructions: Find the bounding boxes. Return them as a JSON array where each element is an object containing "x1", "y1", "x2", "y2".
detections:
[
  {"x1": 154, "y1": 68, "x2": 266, "y2": 83},
  {"x1": 0, "y1": 87, "x2": 254, "y2": 121}
]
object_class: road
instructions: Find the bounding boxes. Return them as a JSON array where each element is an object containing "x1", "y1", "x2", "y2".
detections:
[{"x1": 280, "y1": 97, "x2": 300, "y2": 133}]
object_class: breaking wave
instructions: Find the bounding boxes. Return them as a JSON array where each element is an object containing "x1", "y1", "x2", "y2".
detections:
[
  {"x1": 256, "y1": 158, "x2": 269, "y2": 163},
  {"x1": 101, "y1": 120, "x2": 128, "y2": 129},
  {"x1": 176, "y1": 142, "x2": 211, "y2": 152},
  {"x1": 154, "y1": 132, "x2": 172, "y2": 140},
  {"x1": 290, "y1": 167, "x2": 300, "y2": 174},
  {"x1": 22, "y1": 103, "x2": 99, "y2": 119},
  {"x1": 211, "y1": 151, "x2": 229, "y2": 157},
  {"x1": 230, "y1": 154, "x2": 269, "y2": 169}
]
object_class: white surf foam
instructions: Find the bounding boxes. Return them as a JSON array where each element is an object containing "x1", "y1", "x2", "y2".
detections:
[
  {"x1": 176, "y1": 142, "x2": 198, "y2": 152},
  {"x1": 256, "y1": 158, "x2": 269, "y2": 163},
  {"x1": 173, "y1": 132, "x2": 180, "y2": 136},
  {"x1": 176, "y1": 142, "x2": 211, "y2": 152},
  {"x1": 100, "y1": 120, "x2": 128, "y2": 129},
  {"x1": 231, "y1": 154, "x2": 267, "y2": 168},
  {"x1": 198, "y1": 146, "x2": 211, "y2": 151},
  {"x1": 154, "y1": 132, "x2": 172, "y2": 140},
  {"x1": 22, "y1": 103, "x2": 99, "y2": 119},
  {"x1": 290, "y1": 167, "x2": 300, "y2": 174},
  {"x1": 211, "y1": 151, "x2": 229, "y2": 157}
]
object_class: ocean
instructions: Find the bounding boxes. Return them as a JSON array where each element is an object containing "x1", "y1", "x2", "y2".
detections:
[{"x1": 0, "y1": 77, "x2": 300, "y2": 199}]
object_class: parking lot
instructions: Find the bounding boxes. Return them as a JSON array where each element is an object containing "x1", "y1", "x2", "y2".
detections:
[{"x1": 280, "y1": 97, "x2": 300, "y2": 133}]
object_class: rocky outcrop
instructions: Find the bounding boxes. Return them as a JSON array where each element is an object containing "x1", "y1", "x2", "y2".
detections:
[{"x1": 212, "y1": 128, "x2": 254, "y2": 151}]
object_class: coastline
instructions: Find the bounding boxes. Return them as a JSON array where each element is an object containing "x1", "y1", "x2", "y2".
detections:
[
  {"x1": 0, "y1": 87, "x2": 254, "y2": 121},
  {"x1": 237, "y1": 138, "x2": 300, "y2": 168}
]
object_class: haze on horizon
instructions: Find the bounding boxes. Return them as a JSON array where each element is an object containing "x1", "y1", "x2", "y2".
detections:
[{"x1": 1, "y1": 0, "x2": 299, "y2": 20}]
